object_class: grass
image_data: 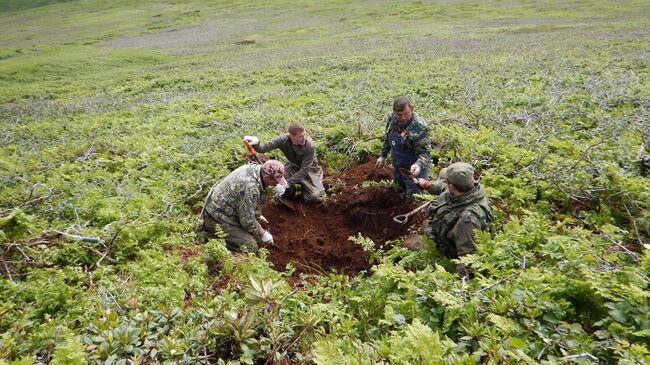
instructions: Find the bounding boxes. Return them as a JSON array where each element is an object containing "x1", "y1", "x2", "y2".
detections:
[{"x1": 1, "y1": 0, "x2": 649, "y2": 363}]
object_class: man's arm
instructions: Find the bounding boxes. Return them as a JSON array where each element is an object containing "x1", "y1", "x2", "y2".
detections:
[
  {"x1": 253, "y1": 134, "x2": 288, "y2": 154},
  {"x1": 412, "y1": 123, "x2": 431, "y2": 170},
  {"x1": 379, "y1": 116, "x2": 392, "y2": 158},
  {"x1": 236, "y1": 188, "x2": 263, "y2": 239},
  {"x1": 427, "y1": 179, "x2": 447, "y2": 195}
]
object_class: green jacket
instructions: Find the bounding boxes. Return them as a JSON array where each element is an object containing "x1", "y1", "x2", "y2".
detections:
[
  {"x1": 203, "y1": 164, "x2": 266, "y2": 239},
  {"x1": 427, "y1": 184, "x2": 493, "y2": 258},
  {"x1": 379, "y1": 112, "x2": 431, "y2": 170},
  {"x1": 253, "y1": 134, "x2": 321, "y2": 185},
  {"x1": 426, "y1": 179, "x2": 448, "y2": 195}
]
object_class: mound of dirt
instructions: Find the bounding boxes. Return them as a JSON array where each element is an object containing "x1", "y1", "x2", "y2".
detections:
[{"x1": 262, "y1": 158, "x2": 422, "y2": 275}]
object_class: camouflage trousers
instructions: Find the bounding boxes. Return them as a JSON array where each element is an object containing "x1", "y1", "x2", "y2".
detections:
[
  {"x1": 285, "y1": 164, "x2": 326, "y2": 203},
  {"x1": 199, "y1": 210, "x2": 259, "y2": 253},
  {"x1": 402, "y1": 220, "x2": 458, "y2": 258}
]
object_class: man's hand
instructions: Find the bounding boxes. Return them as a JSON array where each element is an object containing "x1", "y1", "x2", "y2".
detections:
[
  {"x1": 375, "y1": 157, "x2": 386, "y2": 168},
  {"x1": 243, "y1": 136, "x2": 260, "y2": 145},
  {"x1": 413, "y1": 178, "x2": 429, "y2": 189},
  {"x1": 258, "y1": 215, "x2": 269, "y2": 224},
  {"x1": 273, "y1": 184, "x2": 289, "y2": 198},
  {"x1": 410, "y1": 163, "x2": 421, "y2": 176},
  {"x1": 260, "y1": 230, "x2": 274, "y2": 246}
]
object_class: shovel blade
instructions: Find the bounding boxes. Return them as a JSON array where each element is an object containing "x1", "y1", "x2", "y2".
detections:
[
  {"x1": 398, "y1": 167, "x2": 413, "y2": 178},
  {"x1": 278, "y1": 197, "x2": 298, "y2": 211}
]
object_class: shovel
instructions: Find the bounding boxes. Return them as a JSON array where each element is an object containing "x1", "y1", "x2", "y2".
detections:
[
  {"x1": 398, "y1": 167, "x2": 413, "y2": 179},
  {"x1": 392, "y1": 201, "x2": 431, "y2": 225},
  {"x1": 244, "y1": 141, "x2": 297, "y2": 212},
  {"x1": 244, "y1": 140, "x2": 263, "y2": 164}
]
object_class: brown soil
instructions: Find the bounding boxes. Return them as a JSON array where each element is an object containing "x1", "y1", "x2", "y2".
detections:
[{"x1": 262, "y1": 157, "x2": 421, "y2": 275}]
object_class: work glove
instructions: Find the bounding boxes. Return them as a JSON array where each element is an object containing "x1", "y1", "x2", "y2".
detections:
[
  {"x1": 410, "y1": 163, "x2": 421, "y2": 176},
  {"x1": 258, "y1": 215, "x2": 269, "y2": 224},
  {"x1": 413, "y1": 178, "x2": 429, "y2": 189},
  {"x1": 260, "y1": 230, "x2": 274, "y2": 246},
  {"x1": 375, "y1": 157, "x2": 385, "y2": 168},
  {"x1": 243, "y1": 136, "x2": 260, "y2": 145},
  {"x1": 273, "y1": 183, "x2": 289, "y2": 198}
]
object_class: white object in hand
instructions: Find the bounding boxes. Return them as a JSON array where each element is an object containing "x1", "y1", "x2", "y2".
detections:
[
  {"x1": 414, "y1": 178, "x2": 428, "y2": 189},
  {"x1": 244, "y1": 136, "x2": 259, "y2": 145},
  {"x1": 261, "y1": 230, "x2": 273, "y2": 245},
  {"x1": 410, "y1": 163, "x2": 421, "y2": 176},
  {"x1": 375, "y1": 157, "x2": 385, "y2": 168},
  {"x1": 273, "y1": 184, "x2": 288, "y2": 197}
]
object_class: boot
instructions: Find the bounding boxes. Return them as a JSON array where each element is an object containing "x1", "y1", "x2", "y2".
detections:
[{"x1": 456, "y1": 263, "x2": 474, "y2": 280}]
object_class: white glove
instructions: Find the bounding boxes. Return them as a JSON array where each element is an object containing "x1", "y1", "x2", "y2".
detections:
[
  {"x1": 243, "y1": 135, "x2": 259, "y2": 145},
  {"x1": 413, "y1": 178, "x2": 428, "y2": 189},
  {"x1": 375, "y1": 157, "x2": 386, "y2": 168},
  {"x1": 261, "y1": 230, "x2": 274, "y2": 245},
  {"x1": 273, "y1": 184, "x2": 289, "y2": 197},
  {"x1": 258, "y1": 215, "x2": 269, "y2": 224},
  {"x1": 410, "y1": 163, "x2": 421, "y2": 176}
]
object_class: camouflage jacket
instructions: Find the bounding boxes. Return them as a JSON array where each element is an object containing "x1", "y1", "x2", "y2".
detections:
[
  {"x1": 203, "y1": 164, "x2": 266, "y2": 239},
  {"x1": 427, "y1": 184, "x2": 493, "y2": 258},
  {"x1": 379, "y1": 112, "x2": 431, "y2": 169},
  {"x1": 425, "y1": 179, "x2": 448, "y2": 195},
  {"x1": 253, "y1": 134, "x2": 320, "y2": 185}
]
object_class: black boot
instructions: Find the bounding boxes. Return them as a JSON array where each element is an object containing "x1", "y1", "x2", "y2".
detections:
[
  {"x1": 456, "y1": 263, "x2": 474, "y2": 280},
  {"x1": 282, "y1": 184, "x2": 297, "y2": 199}
]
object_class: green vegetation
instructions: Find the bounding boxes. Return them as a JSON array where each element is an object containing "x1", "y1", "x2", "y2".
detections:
[{"x1": 1, "y1": 0, "x2": 649, "y2": 363}]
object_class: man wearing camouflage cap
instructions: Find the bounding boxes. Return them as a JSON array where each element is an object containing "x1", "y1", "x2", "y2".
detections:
[
  {"x1": 199, "y1": 160, "x2": 287, "y2": 252},
  {"x1": 425, "y1": 162, "x2": 493, "y2": 276},
  {"x1": 244, "y1": 122, "x2": 326, "y2": 203},
  {"x1": 376, "y1": 96, "x2": 431, "y2": 201}
]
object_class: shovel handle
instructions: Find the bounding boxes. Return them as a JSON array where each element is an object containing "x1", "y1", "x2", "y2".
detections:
[
  {"x1": 244, "y1": 141, "x2": 256, "y2": 154},
  {"x1": 393, "y1": 214, "x2": 409, "y2": 225},
  {"x1": 244, "y1": 141, "x2": 262, "y2": 164},
  {"x1": 392, "y1": 201, "x2": 431, "y2": 225}
]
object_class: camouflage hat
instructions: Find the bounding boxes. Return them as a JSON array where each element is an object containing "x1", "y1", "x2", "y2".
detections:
[
  {"x1": 261, "y1": 160, "x2": 288, "y2": 186},
  {"x1": 446, "y1": 162, "x2": 474, "y2": 191}
]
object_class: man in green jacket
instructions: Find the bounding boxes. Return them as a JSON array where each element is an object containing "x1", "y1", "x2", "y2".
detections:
[
  {"x1": 244, "y1": 122, "x2": 326, "y2": 203},
  {"x1": 408, "y1": 162, "x2": 493, "y2": 277},
  {"x1": 199, "y1": 160, "x2": 287, "y2": 253},
  {"x1": 428, "y1": 162, "x2": 493, "y2": 275}
]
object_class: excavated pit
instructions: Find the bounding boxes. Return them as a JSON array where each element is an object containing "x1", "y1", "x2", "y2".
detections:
[{"x1": 261, "y1": 158, "x2": 422, "y2": 275}]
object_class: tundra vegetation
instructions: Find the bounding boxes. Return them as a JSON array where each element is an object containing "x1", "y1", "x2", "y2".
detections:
[{"x1": 1, "y1": 0, "x2": 649, "y2": 364}]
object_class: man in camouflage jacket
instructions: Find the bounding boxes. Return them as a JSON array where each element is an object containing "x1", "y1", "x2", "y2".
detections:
[
  {"x1": 244, "y1": 122, "x2": 326, "y2": 203},
  {"x1": 199, "y1": 160, "x2": 287, "y2": 252},
  {"x1": 376, "y1": 96, "x2": 431, "y2": 200},
  {"x1": 425, "y1": 162, "x2": 493, "y2": 277}
]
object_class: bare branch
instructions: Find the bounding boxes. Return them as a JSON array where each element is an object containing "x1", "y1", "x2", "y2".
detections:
[
  {"x1": 84, "y1": 265, "x2": 95, "y2": 290},
  {"x1": 2, "y1": 260, "x2": 14, "y2": 283},
  {"x1": 97, "y1": 229, "x2": 120, "y2": 267},
  {"x1": 561, "y1": 352, "x2": 599, "y2": 362},
  {"x1": 473, "y1": 272, "x2": 520, "y2": 296},
  {"x1": 601, "y1": 233, "x2": 639, "y2": 263},
  {"x1": 637, "y1": 141, "x2": 649, "y2": 161}
]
